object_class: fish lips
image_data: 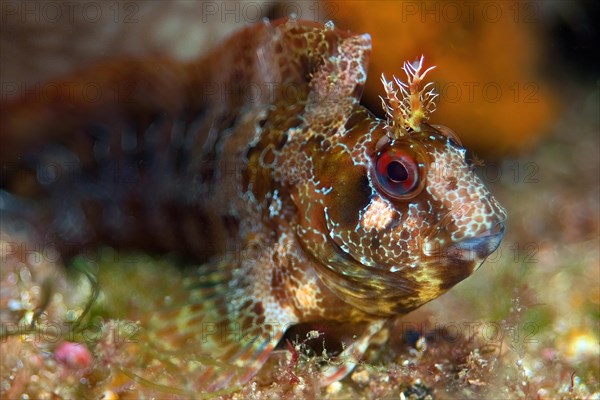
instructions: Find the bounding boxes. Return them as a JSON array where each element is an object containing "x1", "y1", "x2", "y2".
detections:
[{"x1": 447, "y1": 222, "x2": 506, "y2": 263}]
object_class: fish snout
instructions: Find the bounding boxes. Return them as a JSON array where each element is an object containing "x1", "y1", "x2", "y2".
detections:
[{"x1": 447, "y1": 221, "x2": 505, "y2": 262}]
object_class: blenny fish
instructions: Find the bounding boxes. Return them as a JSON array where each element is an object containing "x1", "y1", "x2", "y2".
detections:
[{"x1": 0, "y1": 18, "x2": 506, "y2": 392}]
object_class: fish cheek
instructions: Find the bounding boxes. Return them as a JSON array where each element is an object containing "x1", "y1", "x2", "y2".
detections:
[
  {"x1": 311, "y1": 142, "x2": 371, "y2": 232},
  {"x1": 326, "y1": 171, "x2": 372, "y2": 231}
]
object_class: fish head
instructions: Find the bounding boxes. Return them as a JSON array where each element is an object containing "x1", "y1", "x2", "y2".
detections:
[{"x1": 302, "y1": 119, "x2": 507, "y2": 317}]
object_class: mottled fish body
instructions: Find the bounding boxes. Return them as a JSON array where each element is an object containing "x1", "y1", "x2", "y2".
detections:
[{"x1": 0, "y1": 18, "x2": 506, "y2": 391}]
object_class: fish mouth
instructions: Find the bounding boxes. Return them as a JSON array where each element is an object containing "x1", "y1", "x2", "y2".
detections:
[{"x1": 447, "y1": 222, "x2": 506, "y2": 262}]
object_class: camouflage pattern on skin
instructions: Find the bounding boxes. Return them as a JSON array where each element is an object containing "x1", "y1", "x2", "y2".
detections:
[{"x1": 0, "y1": 18, "x2": 506, "y2": 392}]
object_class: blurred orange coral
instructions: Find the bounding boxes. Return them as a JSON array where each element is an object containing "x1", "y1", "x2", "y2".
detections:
[{"x1": 330, "y1": 0, "x2": 558, "y2": 157}]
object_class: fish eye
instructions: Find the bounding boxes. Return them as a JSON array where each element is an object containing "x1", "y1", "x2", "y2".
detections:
[{"x1": 374, "y1": 148, "x2": 421, "y2": 199}]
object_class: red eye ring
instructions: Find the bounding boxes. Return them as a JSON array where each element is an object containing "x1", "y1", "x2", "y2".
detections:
[{"x1": 372, "y1": 146, "x2": 425, "y2": 200}]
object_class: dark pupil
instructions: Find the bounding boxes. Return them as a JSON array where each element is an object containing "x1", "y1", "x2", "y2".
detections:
[{"x1": 386, "y1": 161, "x2": 408, "y2": 182}]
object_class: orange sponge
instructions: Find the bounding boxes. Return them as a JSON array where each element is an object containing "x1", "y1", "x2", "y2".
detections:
[{"x1": 330, "y1": 1, "x2": 558, "y2": 157}]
